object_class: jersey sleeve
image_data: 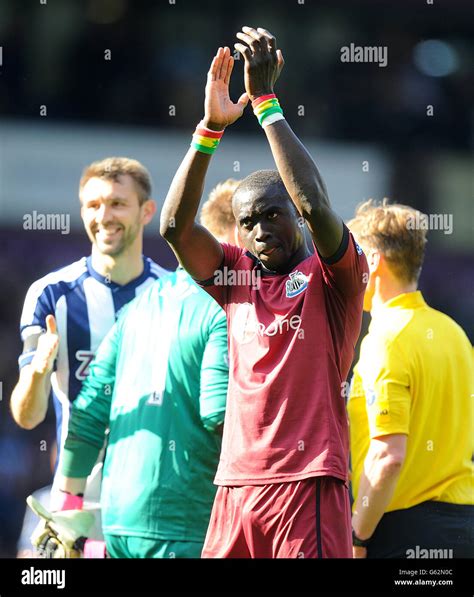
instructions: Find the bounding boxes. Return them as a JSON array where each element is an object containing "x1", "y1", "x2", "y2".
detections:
[
  {"x1": 61, "y1": 318, "x2": 121, "y2": 478},
  {"x1": 199, "y1": 305, "x2": 229, "y2": 432},
  {"x1": 364, "y1": 336, "x2": 411, "y2": 438},
  {"x1": 193, "y1": 243, "x2": 245, "y2": 309},
  {"x1": 18, "y1": 281, "x2": 56, "y2": 369},
  {"x1": 315, "y1": 224, "x2": 369, "y2": 297}
]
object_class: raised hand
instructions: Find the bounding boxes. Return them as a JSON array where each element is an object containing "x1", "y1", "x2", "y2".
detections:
[
  {"x1": 31, "y1": 314, "x2": 59, "y2": 375},
  {"x1": 234, "y1": 27, "x2": 285, "y2": 102},
  {"x1": 204, "y1": 46, "x2": 249, "y2": 131}
]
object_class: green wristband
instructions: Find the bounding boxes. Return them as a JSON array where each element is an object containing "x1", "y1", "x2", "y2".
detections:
[
  {"x1": 191, "y1": 142, "x2": 216, "y2": 155},
  {"x1": 258, "y1": 106, "x2": 284, "y2": 125}
]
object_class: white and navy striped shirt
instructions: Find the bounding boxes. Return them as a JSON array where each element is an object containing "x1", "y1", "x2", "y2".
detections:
[{"x1": 19, "y1": 255, "x2": 168, "y2": 466}]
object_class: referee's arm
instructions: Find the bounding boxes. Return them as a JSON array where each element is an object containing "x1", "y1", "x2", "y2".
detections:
[
  {"x1": 352, "y1": 434, "x2": 407, "y2": 548},
  {"x1": 352, "y1": 337, "x2": 410, "y2": 554}
]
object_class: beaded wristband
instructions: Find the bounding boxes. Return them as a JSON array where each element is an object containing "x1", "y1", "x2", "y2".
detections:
[
  {"x1": 191, "y1": 121, "x2": 225, "y2": 155},
  {"x1": 252, "y1": 94, "x2": 285, "y2": 128}
]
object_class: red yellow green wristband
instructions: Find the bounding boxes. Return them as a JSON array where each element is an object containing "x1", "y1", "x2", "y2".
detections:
[
  {"x1": 252, "y1": 94, "x2": 285, "y2": 128},
  {"x1": 191, "y1": 121, "x2": 225, "y2": 155}
]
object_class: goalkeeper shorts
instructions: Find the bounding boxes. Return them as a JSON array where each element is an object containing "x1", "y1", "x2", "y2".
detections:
[{"x1": 104, "y1": 534, "x2": 203, "y2": 558}]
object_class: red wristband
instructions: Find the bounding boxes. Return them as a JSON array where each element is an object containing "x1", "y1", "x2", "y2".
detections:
[
  {"x1": 252, "y1": 93, "x2": 277, "y2": 108},
  {"x1": 196, "y1": 121, "x2": 225, "y2": 138},
  {"x1": 195, "y1": 127, "x2": 224, "y2": 139}
]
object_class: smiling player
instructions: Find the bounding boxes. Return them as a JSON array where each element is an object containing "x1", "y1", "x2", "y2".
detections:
[
  {"x1": 11, "y1": 157, "x2": 167, "y2": 553},
  {"x1": 160, "y1": 28, "x2": 368, "y2": 558}
]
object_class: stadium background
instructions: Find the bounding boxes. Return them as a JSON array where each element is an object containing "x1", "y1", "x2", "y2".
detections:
[{"x1": 0, "y1": 0, "x2": 472, "y2": 556}]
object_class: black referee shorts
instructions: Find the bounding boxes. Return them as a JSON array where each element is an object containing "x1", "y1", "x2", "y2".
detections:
[{"x1": 367, "y1": 500, "x2": 474, "y2": 558}]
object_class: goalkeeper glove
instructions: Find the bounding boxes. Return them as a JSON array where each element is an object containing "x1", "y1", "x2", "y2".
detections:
[{"x1": 27, "y1": 493, "x2": 94, "y2": 559}]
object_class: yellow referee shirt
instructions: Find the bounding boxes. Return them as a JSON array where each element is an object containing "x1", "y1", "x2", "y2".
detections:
[{"x1": 348, "y1": 291, "x2": 473, "y2": 511}]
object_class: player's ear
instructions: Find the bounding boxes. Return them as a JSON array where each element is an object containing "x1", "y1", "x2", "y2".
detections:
[
  {"x1": 370, "y1": 250, "x2": 381, "y2": 273},
  {"x1": 141, "y1": 199, "x2": 157, "y2": 225},
  {"x1": 364, "y1": 248, "x2": 378, "y2": 273}
]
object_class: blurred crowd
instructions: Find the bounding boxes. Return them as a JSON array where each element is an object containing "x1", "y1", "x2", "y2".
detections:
[{"x1": 0, "y1": 0, "x2": 472, "y2": 148}]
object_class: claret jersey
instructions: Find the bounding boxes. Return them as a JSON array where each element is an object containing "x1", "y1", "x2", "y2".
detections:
[{"x1": 197, "y1": 225, "x2": 368, "y2": 486}]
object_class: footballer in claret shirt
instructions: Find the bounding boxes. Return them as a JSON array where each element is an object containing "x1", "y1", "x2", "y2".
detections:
[{"x1": 160, "y1": 32, "x2": 368, "y2": 558}]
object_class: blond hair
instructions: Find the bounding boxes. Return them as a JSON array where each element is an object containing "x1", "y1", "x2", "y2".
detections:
[
  {"x1": 200, "y1": 179, "x2": 240, "y2": 237},
  {"x1": 79, "y1": 157, "x2": 152, "y2": 205},
  {"x1": 347, "y1": 199, "x2": 428, "y2": 283}
]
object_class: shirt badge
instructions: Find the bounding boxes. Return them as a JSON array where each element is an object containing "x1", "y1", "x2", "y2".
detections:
[
  {"x1": 147, "y1": 390, "x2": 163, "y2": 406},
  {"x1": 285, "y1": 270, "x2": 309, "y2": 298}
]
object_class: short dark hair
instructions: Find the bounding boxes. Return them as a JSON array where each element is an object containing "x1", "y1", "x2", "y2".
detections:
[
  {"x1": 233, "y1": 169, "x2": 286, "y2": 200},
  {"x1": 233, "y1": 170, "x2": 298, "y2": 217},
  {"x1": 79, "y1": 157, "x2": 152, "y2": 205}
]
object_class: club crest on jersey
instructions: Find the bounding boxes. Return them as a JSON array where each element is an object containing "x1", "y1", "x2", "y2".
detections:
[
  {"x1": 147, "y1": 390, "x2": 163, "y2": 406},
  {"x1": 285, "y1": 270, "x2": 309, "y2": 298}
]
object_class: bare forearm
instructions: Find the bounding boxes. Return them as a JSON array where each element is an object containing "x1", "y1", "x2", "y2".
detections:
[
  {"x1": 162, "y1": 42, "x2": 248, "y2": 241},
  {"x1": 57, "y1": 476, "x2": 87, "y2": 496},
  {"x1": 10, "y1": 367, "x2": 51, "y2": 429},
  {"x1": 352, "y1": 457, "x2": 402, "y2": 540},
  {"x1": 264, "y1": 120, "x2": 342, "y2": 256},
  {"x1": 233, "y1": 25, "x2": 343, "y2": 256},
  {"x1": 264, "y1": 120, "x2": 329, "y2": 216},
  {"x1": 161, "y1": 45, "x2": 246, "y2": 277},
  {"x1": 160, "y1": 144, "x2": 224, "y2": 279},
  {"x1": 160, "y1": 147, "x2": 211, "y2": 241}
]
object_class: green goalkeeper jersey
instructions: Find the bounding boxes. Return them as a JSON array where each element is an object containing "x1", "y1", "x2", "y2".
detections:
[{"x1": 61, "y1": 269, "x2": 228, "y2": 542}]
